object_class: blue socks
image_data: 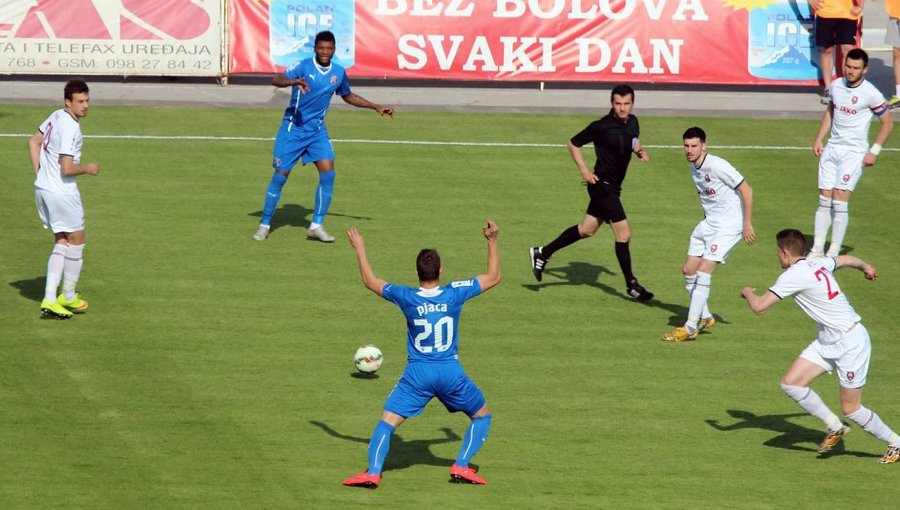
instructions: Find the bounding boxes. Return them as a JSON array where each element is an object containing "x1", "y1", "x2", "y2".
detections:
[
  {"x1": 367, "y1": 420, "x2": 395, "y2": 475},
  {"x1": 455, "y1": 414, "x2": 492, "y2": 467},
  {"x1": 313, "y1": 170, "x2": 335, "y2": 225},
  {"x1": 261, "y1": 172, "x2": 288, "y2": 226}
]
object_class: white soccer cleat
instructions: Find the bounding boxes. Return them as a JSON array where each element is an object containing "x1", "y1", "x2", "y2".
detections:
[
  {"x1": 252, "y1": 225, "x2": 270, "y2": 241},
  {"x1": 307, "y1": 226, "x2": 335, "y2": 243}
]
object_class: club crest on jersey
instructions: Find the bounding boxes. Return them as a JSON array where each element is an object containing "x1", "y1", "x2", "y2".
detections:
[
  {"x1": 704, "y1": 174, "x2": 710, "y2": 182},
  {"x1": 851, "y1": 95, "x2": 858, "y2": 105},
  {"x1": 847, "y1": 371, "x2": 855, "y2": 381},
  {"x1": 274, "y1": 157, "x2": 281, "y2": 167},
  {"x1": 330, "y1": 75, "x2": 338, "y2": 86},
  {"x1": 842, "y1": 174, "x2": 850, "y2": 183},
  {"x1": 711, "y1": 244, "x2": 718, "y2": 253}
]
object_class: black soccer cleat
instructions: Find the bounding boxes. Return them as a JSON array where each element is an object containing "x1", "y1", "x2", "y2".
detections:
[
  {"x1": 529, "y1": 247, "x2": 549, "y2": 282},
  {"x1": 626, "y1": 279, "x2": 654, "y2": 302}
]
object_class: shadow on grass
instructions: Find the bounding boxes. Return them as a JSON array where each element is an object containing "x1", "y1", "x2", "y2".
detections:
[
  {"x1": 706, "y1": 409, "x2": 879, "y2": 459},
  {"x1": 248, "y1": 203, "x2": 373, "y2": 234},
  {"x1": 10, "y1": 276, "x2": 44, "y2": 303},
  {"x1": 310, "y1": 420, "x2": 464, "y2": 473},
  {"x1": 802, "y1": 233, "x2": 854, "y2": 256},
  {"x1": 522, "y1": 261, "x2": 703, "y2": 327}
]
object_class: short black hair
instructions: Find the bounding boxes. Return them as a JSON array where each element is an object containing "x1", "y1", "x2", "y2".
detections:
[
  {"x1": 64, "y1": 79, "x2": 89, "y2": 101},
  {"x1": 315, "y1": 31, "x2": 336, "y2": 45},
  {"x1": 416, "y1": 249, "x2": 441, "y2": 281},
  {"x1": 846, "y1": 48, "x2": 868, "y2": 67},
  {"x1": 610, "y1": 84, "x2": 634, "y2": 102},
  {"x1": 776, "y1": 229, "x2": 807, "y2": 256},
  {"x1": 682, "y1": 126, "x2": 706, "y2": 142}
]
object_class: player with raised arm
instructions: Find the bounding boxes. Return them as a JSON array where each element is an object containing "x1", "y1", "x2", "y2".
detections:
[
  {"x1": 28, "y1": 79, "x2": 99, "y2": 319},
  {"x1": 342, "y1": 221, "x2": 501, "y2": 488},
  {"x1": 662, "y1": 127, "x2": 755, "y2": 342},
  {"x1": 252, "y1": 30, "x2": 394, "y2": 242},
  {"x1": 810, "y1": 48, "x2": 893, "y2": 258},
  {"x1": 741, "y1": 229, "x2": 899, "y2": 464}
]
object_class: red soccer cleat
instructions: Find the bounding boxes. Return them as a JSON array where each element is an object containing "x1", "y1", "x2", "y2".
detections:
[
  {"x1": 450, "y1": 463, "x2": 487, "y2": 485},
  {"x1": 342, "y1": 471, "x2": 381, "y2": 488}
]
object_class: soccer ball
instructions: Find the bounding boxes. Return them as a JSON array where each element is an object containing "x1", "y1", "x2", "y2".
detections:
[{"x1": 354, "y1": 344, "x2": 383, "y2": 373}]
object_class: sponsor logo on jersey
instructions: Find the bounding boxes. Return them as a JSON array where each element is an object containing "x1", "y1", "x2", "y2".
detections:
[
  {"x1": 838, "y1": 105, "x2": 858, "y2": 115},
  {"x1": 451, "y1": 279, "x2": 474, "y2": 288},
  {"x1": 416, "y1": 302, "x2": 448, "y2": 316},
  {"x1": 703, "y1": 187, "x2": 716, "y2": 196}
]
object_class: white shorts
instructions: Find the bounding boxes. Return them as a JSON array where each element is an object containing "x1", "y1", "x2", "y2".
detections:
[
  {"x1": 799, "y1": 323, "x2": 871, "y2": 389},
  {"x1": 35, "y1": 188, "x2": 85, "y2": 233},
  {"x1": 686, "y1": 219, "x2": 742, "y2": 263},
  {"x1": 818, "y1": 144, "x2": 864, "y2": 192},
  {"x1": 886, "y1": 18, "x2": 900, "y2": 48}
]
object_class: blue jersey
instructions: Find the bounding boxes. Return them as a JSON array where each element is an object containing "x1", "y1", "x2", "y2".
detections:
[
  {"x1": 382, "y1": 278, "x2": 483, "y2": 364},
  {"x1": 281, "y1": 58, "x2": 351, "y2": 132}
]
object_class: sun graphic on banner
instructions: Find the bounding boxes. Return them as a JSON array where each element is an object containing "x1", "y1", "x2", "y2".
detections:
[{"x1": 720, "y1": 0, "x2": 782, "y2": 10}]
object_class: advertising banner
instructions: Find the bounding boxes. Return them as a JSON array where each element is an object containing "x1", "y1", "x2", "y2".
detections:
[
  {"x1": 229, "y1": 0, "x2": 820, "y2": 86},
  {"x1": 0, "y1": 0, "x2": 224, "y2": 76}
]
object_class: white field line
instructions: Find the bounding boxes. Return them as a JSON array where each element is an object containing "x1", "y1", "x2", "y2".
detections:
[{"x1": 0, "y1": 133, "x2": 897, "y2": 151}]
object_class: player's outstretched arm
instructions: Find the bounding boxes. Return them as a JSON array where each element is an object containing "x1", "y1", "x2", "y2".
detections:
[
  {"x1": 741, "y1": 287, "x2": 779, "y2": 315},
  {"x1": 272, "y1": 73, "x2": 309, "y2": 91},
  {"x1": 28, "y1": 131, "x2": 43, "y2": 175},
  {"x1": 341, "y1": 93, "x2": 394, "y2": 117},
  {"x1": 60, "y1": 155, "x2": 99, "y2": 176},
  {"x1": 476, "y1": 220, "x2": 501, "y2": 293},
  {"x1": 737, "y1": 181, "x2": 756, "y2": 244},
  {"x1": 834, "y1": 255, "x2": 878, "y2": 281},
  {"x1": 347, "y1": 228, "x2": 387, "y2": 296}
]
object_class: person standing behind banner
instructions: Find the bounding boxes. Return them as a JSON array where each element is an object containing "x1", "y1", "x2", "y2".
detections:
[
  {"x1": 885, "y1": 0, "x2": 900, "y2": 108},
  {"x1": 809, "y1": 0, "x2": 863, "y2": 104}
]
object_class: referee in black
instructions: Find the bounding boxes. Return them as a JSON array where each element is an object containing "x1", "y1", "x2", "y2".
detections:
[{"x1": 529, "y1": 84, "x2": 654, "y2": 301}]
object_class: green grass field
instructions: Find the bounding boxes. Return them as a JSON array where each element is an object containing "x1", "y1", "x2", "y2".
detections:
[{"x1": 1, "y1": 103, "x2": 898, "y2": 508}]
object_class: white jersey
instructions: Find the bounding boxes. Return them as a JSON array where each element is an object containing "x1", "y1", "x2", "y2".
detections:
[
  {"x1": 34, "y1": 109, "x2": 82, "y2": 196},
  {"x1": 827, "y1": 78, "x2": 888, "y2": 152},
  {"x1": 769, "y1": 257, "x2": 861, "y2": 345},
  {"x1": 690, "y1": 153, "x2": 746, "y2": 230}
]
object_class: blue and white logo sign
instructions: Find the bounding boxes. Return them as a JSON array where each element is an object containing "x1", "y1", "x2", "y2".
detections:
[{"x1": 269, "y1": 0, "x2": 355, "y2": 69}]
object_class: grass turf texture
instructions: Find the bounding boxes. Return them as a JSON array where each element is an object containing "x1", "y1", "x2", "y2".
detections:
[{"x1": 1, "y1": 105, "x2": 898, "y2": 508}]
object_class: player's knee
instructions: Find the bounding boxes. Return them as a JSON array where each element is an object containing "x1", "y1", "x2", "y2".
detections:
[
  {"x1": 842, "y1": 402, "x2": 863, "y2": 417},
  {"x1": 780, "y1": 382, "x2": 807, "y2": 400}
]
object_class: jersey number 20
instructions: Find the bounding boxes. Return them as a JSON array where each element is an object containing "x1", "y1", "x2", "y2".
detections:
[{"x1": 413, "y1": 317, "x2": 454, "y2": 353}]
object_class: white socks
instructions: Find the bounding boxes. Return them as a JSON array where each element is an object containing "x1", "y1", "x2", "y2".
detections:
[
  {"x1": 812, "y1": 195, "x2": 833, "y2": 253},
  {"x1": 44, "y1": 244, "x2": 66, "y2": 302},
  {"x1": 846, "y1": 406, "x2": 900, "y2": 446},
  {"x1": 685, "y1": 271, "x2": 712, "y2": 330},
  {"x1": 62, "y1": 244, "x2": 85, "y2": 301},
  {"x1": 781, "y1": 383, "x2": 843, "y2": 431},
  {"x1": 827, "y1": 200, "x2": 848, "y2": 257}
]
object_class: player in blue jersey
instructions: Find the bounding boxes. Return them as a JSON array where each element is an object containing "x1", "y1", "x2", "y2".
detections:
[
  {"x1": 252, "y1": 31, "x2": 394, "y2": 242},
  {"x1": 343, "y1": 221, "x2": 502, "y2": 488}
]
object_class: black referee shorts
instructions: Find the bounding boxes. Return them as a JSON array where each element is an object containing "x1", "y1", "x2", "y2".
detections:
[{"x1": 585, "y1": 182, "x2": 627, "y2": 224}]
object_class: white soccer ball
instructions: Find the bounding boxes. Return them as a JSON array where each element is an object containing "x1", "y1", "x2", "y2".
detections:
[{"x1": 354, "y1": 344, "x2": 383, "y2": 373}]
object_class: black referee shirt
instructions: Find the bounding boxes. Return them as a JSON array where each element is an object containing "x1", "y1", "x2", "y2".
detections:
[{"x1": 570, "y1": 109, "x2": 640, "y2": 190}]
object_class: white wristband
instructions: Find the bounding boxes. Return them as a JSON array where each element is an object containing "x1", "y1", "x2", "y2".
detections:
[{"x1": 869, "y1": 143, "x2": 882, "y2": 156}]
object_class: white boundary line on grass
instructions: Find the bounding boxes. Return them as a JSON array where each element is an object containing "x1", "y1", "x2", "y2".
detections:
[{"x1": 0, "y1": 133, "x2": 898, "y2": 151}]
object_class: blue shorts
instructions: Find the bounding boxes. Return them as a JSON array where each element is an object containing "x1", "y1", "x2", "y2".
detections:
[
  {"x1": 384, "y1": 362, "x2": 486, "y2": 418},
  {"x1": 272, "y1": 121, "x2": 334, "y2": 171}
]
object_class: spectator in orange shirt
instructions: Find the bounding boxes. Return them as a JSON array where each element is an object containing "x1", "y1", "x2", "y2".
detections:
[
  {"x1": 809, "y1": 0, "x2": 863, "y2": 104},
  {"x1": 885, "y1": 0, "x2": 900, "y2": 107}
]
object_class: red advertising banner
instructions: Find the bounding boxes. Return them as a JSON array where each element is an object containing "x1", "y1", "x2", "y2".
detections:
[
  {"x1": 0, "y1": 0, "x2": 224, "y2": 76},
  {"x1": 229, "y1": 0, "x2": 820, "y2": 86}
]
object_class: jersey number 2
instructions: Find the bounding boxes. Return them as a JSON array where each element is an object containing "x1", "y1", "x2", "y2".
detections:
[
  {"x1": 814, "y1": 268, "x2": 840, "y2": 300},
  {"x1": 413, "y1": 317, "x2": 454, "y2": 353}
]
